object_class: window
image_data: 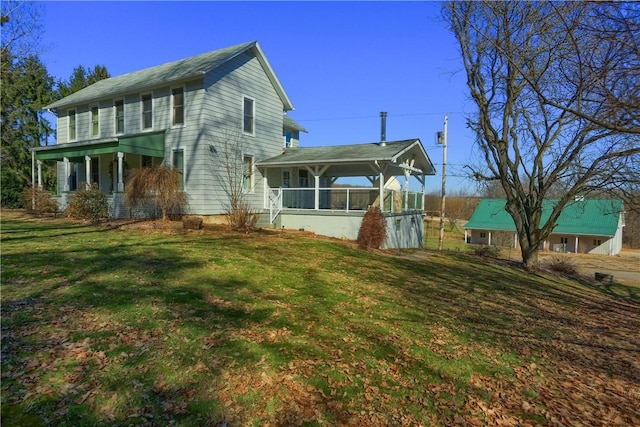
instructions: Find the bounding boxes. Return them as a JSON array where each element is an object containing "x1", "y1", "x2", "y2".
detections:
[
  {"x1": 480, "y1": 232, "x2": 487, "y2": 238},
  {"x1": 243, "y1": 97, "x2": 254, "y2": 134},
  {"x1": 283, "y1": 131, "x2": 292, "y2": 148},
  {"x1": 141, "y1": 155, "x2": 153, "y2": 168},
  {"x1": 91, "y1": 106, "x2": 99, "y2": 137},
  {"x1": 172, "y1": 87, "x2": 184, "y2": 126},
  {"x1": 560, "y1": 237, "x2": 568, "y2": 244},
  {"x1": 68, "y1": 109, "x2": 76, "y2": 140},
  {"x1": 298, "y1": 169, "x2": 309, "y2": 187},
  {"x1": 91, "y1": 157, "x2": 99, "y2": 186},
  {"x1": 114, "y1": 100, "x2": 124, "y2": 134},
  {"x1": 282, "y1": 170, "x2": 290, "y2": 188},
  {"x1": 243, "y1": 155, "x2": 253, "y2": 191},
  {"x1": 69, "y1": 163, "x2": 78, "y2": 191},
  {"x1": 593, "y1": 239, "x2": 602, "y2": 246},
  {"x1": 141, "y1": 94, "x2": 153, "y2": 129},
  {"x1": 173, "y1": 149, "x2": 184, "y2": 190}
]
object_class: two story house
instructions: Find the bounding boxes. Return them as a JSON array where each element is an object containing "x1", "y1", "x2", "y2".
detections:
[{"x1": 33, "y1": 41, "x2": 436, "y2": 248}]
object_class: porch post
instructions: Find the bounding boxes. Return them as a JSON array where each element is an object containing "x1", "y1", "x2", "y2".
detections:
[
  {"x1": 314, "y1": 172, "x2": 320, "y2": 210},
  {"x1": 117, "y1": 152, "x2": 124, "y2": 192},
  {"x1": 488, "y1": 231, "x2": 492, "y2": 246},
  {"x1": 379, "y1": 171, "x2": 384, "y2": 212},
  {"x1": 404, "y1": 170, "x2": 410, "y2": 211},
  {"x1": 263, "y1": 168, "x2": 269, "y2": 209},
  {"x1": 464, "y1": 229, "x2": 468, "y2": 244},
  {"x1": 515, "y1": 233, "x2": 519, "y2": 249},
  {"x1": 85, "y1": 155, "x2": 92, "y2": 185},
  {"x1": 37, "y1": 160, "x2": 43, "y2": 188},
  {"x1": 31, "y1": 151, "x2": 36, "y2": 209},
  {"x1": 575, "y1": 236, "x2": 579, "y2": 253},
  {"x1": 63, "y1": 157, "x2": 70, "y2": 192}
]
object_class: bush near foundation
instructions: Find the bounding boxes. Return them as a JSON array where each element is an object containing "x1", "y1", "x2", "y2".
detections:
[
  {"x1": 357, "y1": 206, "x2": 387, "y2": 250},
  {"x1": 66, "y1": 182, "x2": 109, "y2": 224},
  {"x1": 20, "y1": 186, "x2": 59, "y2": 215}
]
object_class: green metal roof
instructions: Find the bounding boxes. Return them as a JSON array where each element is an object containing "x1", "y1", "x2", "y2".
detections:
[
  {"x1": 33, "y1": 131, "x2": 165, "y2": 160},
  {"x1": 45, "y1": 41, "x2": 293, "y2": 111},
  {"x1": 464, "y1": 198, "x2": 623, "y2": 236}
]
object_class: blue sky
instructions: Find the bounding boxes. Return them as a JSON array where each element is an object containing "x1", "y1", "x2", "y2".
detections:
[{"x1": 39, "y1": 1, "x2": 478, "y2": 192}]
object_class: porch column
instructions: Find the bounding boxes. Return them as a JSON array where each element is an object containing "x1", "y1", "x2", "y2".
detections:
[
  {"x1": 464, "y1": 229, "x2": 468, "y2": 244},
  {"x1": 37, "y1": 160, "x2": 43, "y2": 188},
  {"x1": 488, "y1": 231, "x2": 492, "y2": 246},
  {"x1": 575, "y1": 236, "x2": 579, "y2": 254},
  {"x1": 85, "y1": 155, "x2": 92, "y2": 185},
  {"x1": 515, "y1": 233, "x2": 518, "y2": 249},
  {"x1": 404, "y1": 170, "x2": 410, "y2": 211},
  {"x1": 63, "y1": 157, "x2": 70, "y2": 192},
  {"x1": 379, "y1": 171, "x2": 384, "y2": 212},
  {"x1": 117, "y1": 152, "x2": 124, "y2": 192},
  {"x1": 421, "y1": 174, "x2": 426, "y2": 210},
  {"x1": 314, "y1": 172, "x2": 320, "y2": 210},
  {"x1": 263, "y1": 168, "x2": 269, "y2": 209}
]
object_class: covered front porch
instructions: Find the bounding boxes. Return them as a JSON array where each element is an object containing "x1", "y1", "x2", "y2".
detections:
[
  {"x1": 31, "y1": 131, "x2": 165, "y2": 216},
  {"x1": 257, "y1": 139, "x2": 436, "y2": 248}
]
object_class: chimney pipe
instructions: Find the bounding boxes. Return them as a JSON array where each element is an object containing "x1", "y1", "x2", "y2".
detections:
[{"x1": 380, "y1": 111, "x2": 387, "y2": 146}]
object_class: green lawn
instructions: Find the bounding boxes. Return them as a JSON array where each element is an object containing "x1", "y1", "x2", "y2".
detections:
[{"x1": 2, "y1": 210, "x2": 639, "y2": 426}]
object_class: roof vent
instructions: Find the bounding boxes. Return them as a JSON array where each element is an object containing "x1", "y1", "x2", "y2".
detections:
[{"x1": 380, "y1": 111, "x2": 387, "y2": 146}]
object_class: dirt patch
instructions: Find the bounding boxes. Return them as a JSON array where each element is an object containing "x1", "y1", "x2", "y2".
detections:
[{"x1": 540, "y1": 251, "x2": 640, "y2": 287}]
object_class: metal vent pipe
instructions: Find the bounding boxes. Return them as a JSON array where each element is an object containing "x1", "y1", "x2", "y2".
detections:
[{"x1": 380, "y1": 111, "x2": 387, "y2": 145}]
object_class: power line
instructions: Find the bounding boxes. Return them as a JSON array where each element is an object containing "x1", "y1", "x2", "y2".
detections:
[{"x1": 295, "y1": 111, "x2": 468, "y2": 123}]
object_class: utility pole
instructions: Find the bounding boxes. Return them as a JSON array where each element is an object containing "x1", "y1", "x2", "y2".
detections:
[{"x1": 438, "y1": 115, "x2": 448, "y2": 251}]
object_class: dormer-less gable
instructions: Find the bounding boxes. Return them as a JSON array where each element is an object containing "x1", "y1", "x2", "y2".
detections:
[{"x1": 45, "y1": 41, "x2": 293, "y2": 112}]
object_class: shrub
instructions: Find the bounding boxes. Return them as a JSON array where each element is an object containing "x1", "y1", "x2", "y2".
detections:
[
  {"x1": 66, "y1": 182, "x2": 109, "y2": 223},
  {"x1": 357, "y1": 206, "x2": 387, "y2": 249},
  {"x1": 549, "y1": 256, "x2": 578, "y2": 275},
  {"x1": 226, "y1": 200, "x2": 258, "y2": 232},
  {"x1": 472, "y1": 244, "x2": 501, "y2": 258},
  {"x1": 125, "y1": 166, "x2": 187, "y2": 220},
  {"x1": 20, "y1": 186, "x2": 60, "y2": 215}
]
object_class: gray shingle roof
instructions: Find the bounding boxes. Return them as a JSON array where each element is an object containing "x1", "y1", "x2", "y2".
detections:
[
  {"x1": 257, "y1": 139, "x2": 436, "y2": 176},
  {"x1": 283, "y1": 115, "x2": 308, "y2": 133},
  {"x1": 45, "y1": 41, "x2": 293, "y2": 111}
]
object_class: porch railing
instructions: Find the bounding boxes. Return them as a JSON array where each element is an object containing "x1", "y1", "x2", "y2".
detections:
[{"x1": 277, "y1": 187, "x2": 424, "y2": 213}]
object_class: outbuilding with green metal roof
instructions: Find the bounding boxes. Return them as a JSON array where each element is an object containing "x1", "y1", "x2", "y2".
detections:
[{"x1": 464, "y1": 198, "x2": 625, "y2": 255}]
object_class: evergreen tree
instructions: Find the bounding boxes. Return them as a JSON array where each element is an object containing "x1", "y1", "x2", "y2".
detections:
[
  {"x1": 1, "y1": 51, "x2": 56, "y2": 206},
  {"x1": 57, "y1": 64, "x2": 110, "y2": 98}
]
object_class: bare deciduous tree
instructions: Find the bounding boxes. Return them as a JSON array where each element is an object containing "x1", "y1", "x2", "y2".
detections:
[
  {"x1": 214, "y1": 128, "x2": 258, "y2": 231},
  {"x1": 1, "y1": 0, "x2": 45, "y2": 60},
  {"x1": 444, "y1": 1, "x2": 640, "y2": 268}
]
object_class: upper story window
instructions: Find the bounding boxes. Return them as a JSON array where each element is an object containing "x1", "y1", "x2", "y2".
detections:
[
  {"x1": 243, "y1": 96, "x2": 254, "y2": 135},
  {"x1": 68, "y1": 109, "x2": 77, "y2": 141},
  {"x1": 114, "y1": 99, "x2": 125, "y2": 134},
  {"x1": 141, "y1": 94, "x2": 153, "y2": 130},
  {"x1": 91, "y1": 106, "x2": 99, "y2": 137},
  {"x1": 172, "y1": 87, "x2": 184, "y2": 126}
]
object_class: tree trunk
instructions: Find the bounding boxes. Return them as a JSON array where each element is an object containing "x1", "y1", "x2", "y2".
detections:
[{"x1": 520, "y1": 242, "x2": 539, "y2": 269}]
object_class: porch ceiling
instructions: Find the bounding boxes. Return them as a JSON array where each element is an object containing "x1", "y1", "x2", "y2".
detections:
[
  {"x1": 33, "y1": 131, "x2": 165, "y2": 161},
  {"x1": 256, "y1": 138, "x2": 436, "y2": 178}
]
